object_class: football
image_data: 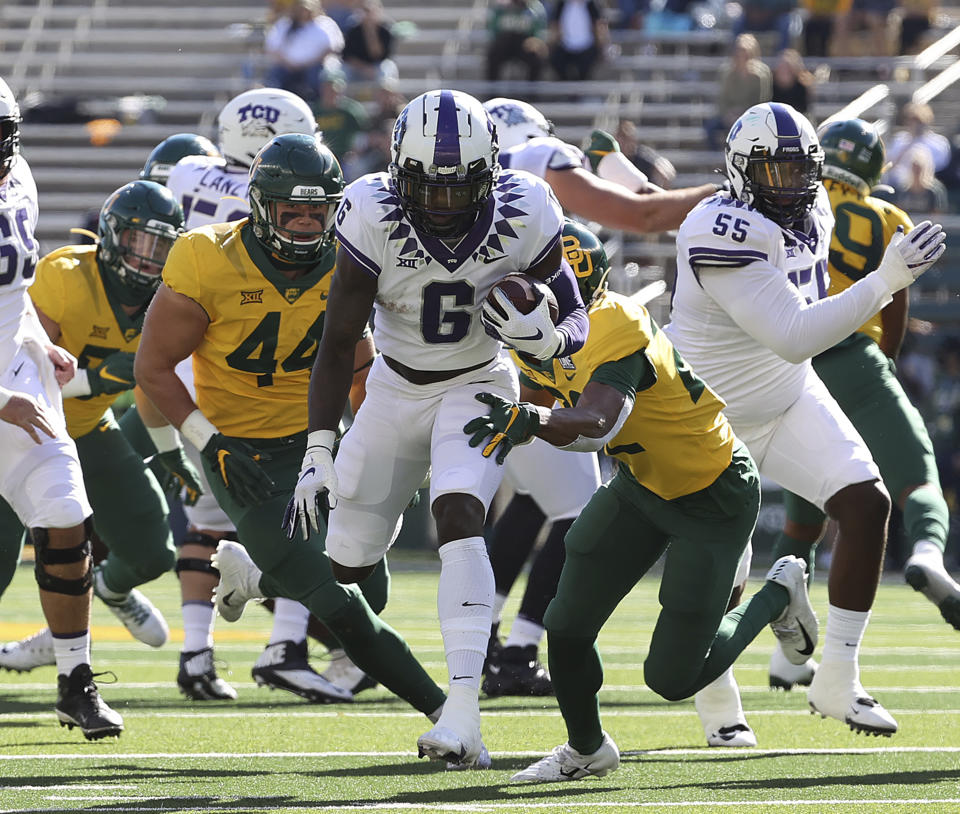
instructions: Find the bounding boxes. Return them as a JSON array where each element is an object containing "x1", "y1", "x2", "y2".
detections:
[{"x1": 485, "y1": 273, "x2": 559, "y2": 323}]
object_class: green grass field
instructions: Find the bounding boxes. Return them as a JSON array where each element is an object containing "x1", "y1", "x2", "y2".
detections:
[{"x1": 1, "y1": 555, "x2": 959, "y2": 814}]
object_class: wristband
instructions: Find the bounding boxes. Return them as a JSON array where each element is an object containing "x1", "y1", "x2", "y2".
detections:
[
  {"x1": 306, "y1": 428, "x2": 337, "y2": 451},
  {"x1": 60, "y1": 369, "x2": 93, "y2": 398},
  {"x1": 179, "y1": 409, "x2": 218, "y2": 451},
  {"x1": 146, "y1": 423, "x2": 182, "y2": 453}
]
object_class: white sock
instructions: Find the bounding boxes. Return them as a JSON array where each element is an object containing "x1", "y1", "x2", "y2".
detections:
[
  {"x1": 492, "y1": 592, "x2": 508, "y2": 626},
  {"x1": 94, "y1": 567, "x2": 126, "y2": 601},
  {"x1": 504, "y1": 615, "x2": 544, "y2": 649},
  {"x1": 182, "y1": 601, "x2": 215, "y2": 652},
  {"x1": 694, "y1": 666, "x2": 745, "y2": 726},
  {"x1": 437, "y1": 536, "x2": 494, "y2": 694},
  {"x1": 52, "y1": 631, "x2": 90, "y2": 676},
  {"x1": 821, "y1": 604, "x2": 870, "y2": 668},
  {"x1": 912, "y1": 539, "x2": 943, "y2": 559},
  {"x1": 269, "y1": 598, "x2": 310, "y2": 645}
]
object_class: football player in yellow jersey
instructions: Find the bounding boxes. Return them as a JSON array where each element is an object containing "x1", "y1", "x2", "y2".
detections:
[
  {"x1": 464, "y1": 220, "x2": 817, "y2": 783},
  {"x1": 770, "y1": 119, "x2": 960, "y2": 691},
  {"x1": 135, "y1": 133, "x2": 449, "y2": 729},
  {"x1": 0, "y1": 180, "x2": 196, "y2": 665}
]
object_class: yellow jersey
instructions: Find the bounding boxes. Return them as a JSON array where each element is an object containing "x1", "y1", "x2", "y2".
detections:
[
  {"x1": 516, "y1": 291, "x2": 735, "y2": 500},
  {"x1": 29, "y1": 245, "x2": 142, "y2": 438},
  {"x1": 824, "y1": 179, "x2": 913, "y2": 346},
  {"x1": 162, "y1": 221, "x2": 335, "y2": 438}
]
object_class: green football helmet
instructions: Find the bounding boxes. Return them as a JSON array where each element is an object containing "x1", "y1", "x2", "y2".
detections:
[
  {"x1": 98, "y1": 180, "x2": 184, "y2": 307},
  {"x1": 818, "y1": 118, "x2": 885, "y2": 193},
  {"x1": 139, "y1": 132, "x2": 220, "y2": 185},
  {"x1": 248, "y1": 132, "x2": 344, "y2": 265},
  {"x1": 561, "y1": 220, "x2": 610, "y2": 306}
]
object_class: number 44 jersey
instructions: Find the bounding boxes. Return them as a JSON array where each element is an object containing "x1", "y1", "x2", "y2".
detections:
[
  {"x1": 334, "y1": 169, "x2": 564, "y2": 372},
  {"x1": 665, "y1": 188, "x2": 834, "y2": 427}
]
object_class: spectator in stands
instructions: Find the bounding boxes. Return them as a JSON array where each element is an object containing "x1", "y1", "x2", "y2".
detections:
[
  {"x1": 642, "y1": 0, "x2": 696, "y2": 32},
  {"x1": 899, "y1": 0, "x2": 935, "y2": 54},
  {"x1": 264, "y1": 0, "x2": 344, "y2": 105},
  {"x1": 703, "y1": 34, "x2": 772, "y2": 152},
  {"x1": 486, "y1": 0, "x2": 549, "y2": 83},
  {"x1": 324, "y1": 0, "x2": 361, "y2": 30},
  {"x1": 733, "y1": 0, "x2": 796, "y2": 54},
  {"x1": 846, "y1": 0, "x2": 896, "y2": 56},
  {"x1": 367, "y1": 77, "x2": 406, "y2": 133},
  {"x1": 614, "y1": 119, "x2": 676, "y2": 189},
  {"x1": 800, "y1": 0, "x2": 853, "y2": 57},
  {"x1": 341, "y1": 0, "x2": 398, "y2": 85},
  {"x1": 548, "y1": 0, "x2": 609, "y2": 82},
  {"x1": 341, "y1": 119, "x2": 393, "y2": 182},
  {"x1": 771, "y1": 49, "x2": 815, "y2": 118},
  {"x1": 883, "y1": 102, "x2": 952, "y2": 190},
  {"x1": 310, "y1": 67, "x2": 369, "y2": 161},
  {"x1": 891, "y1": 148, "x2": 949, "y2": 214}
]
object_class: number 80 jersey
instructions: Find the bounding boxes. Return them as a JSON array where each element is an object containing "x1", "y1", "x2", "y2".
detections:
[
  {"x1": 666, "y1": 188, "x2": 834, "y2": 427},
  {"x1": 334, "y1": 170, "x2": 564, "y2": 372}
]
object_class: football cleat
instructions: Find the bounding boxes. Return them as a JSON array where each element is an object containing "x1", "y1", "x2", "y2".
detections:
[
  {"x1": 904, "y1": 547, "x2": 960, "y2": 631},
  {"x1": 766, "y1": 555, "x2": 819, "y2": 665},
  {"x1": 211, "y1": 540, "x2": 263, "y2": 623},
  {"x1": 93, "y1": 567, "x2": 169, "y2": 648},
  {"x1": 482, "y1": 644, "x2": 553, "y2": 697},
  {"x1": 252, "y1": 639, "x2": 353, "y2": 703},
  {"x1": 769, "y1": 642, "x2": 817, "y2": 690},
  {"x1": 417, "y1": 722, "x2": 486, "y2": 767},
  {"x1": 694, "y1": 669, "x2": 756, "y2": 747},
  {"x1": 446, "y1": 742, "x2": 492, "y2": 771},
  {"x1": 0, "y1": 627, "x2": 55, "y2": 672},
  {"x1": 55, "y1": 663, "x2": 124, "y2": 740},
  {"x1": 177, "y1": 647, "x2": 237, "y2": 701},
  {"x1": 320, "y1": 649, "x2": 378, "y2": 695},
  {"x1": 510, "y1": 732, "x2": 620, "y2": 783},
  {"x1": 807, "y1": 664, "x2": 898, "y2": 737}
]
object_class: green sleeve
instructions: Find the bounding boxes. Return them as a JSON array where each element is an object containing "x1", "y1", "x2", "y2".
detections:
[
  {"x1": 519, "y1": 370, "x2": 544, "y2": 391},
  {"x1": 590, "y1": 350, "x2": 656, "y2": 399}
]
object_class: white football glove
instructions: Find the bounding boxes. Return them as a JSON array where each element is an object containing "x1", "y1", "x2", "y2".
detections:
[
  {"x1": 480, "y1": 289, "x2": 562, "y2": 360},
  {"x1": 282, "y1": 430, "x2": 339, "y2": 541},
  {"x1": 875, "y1": 221, "x2": 947, "y2": 293}
]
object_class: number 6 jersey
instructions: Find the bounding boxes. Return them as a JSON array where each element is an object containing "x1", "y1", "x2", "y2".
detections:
[{"x1": 665, "y1": 188, "x2": 834, "y2": 427}]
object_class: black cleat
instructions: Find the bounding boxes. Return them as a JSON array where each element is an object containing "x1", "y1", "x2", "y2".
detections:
[
  {"x1": 482, "y1": 644, "x2": 553, "y2": 697},
  {"x1": 252, "y1": 639, "x2": 353, "y2": 703},
  {"x1": 177, "y1": 648, "x2": 238, "y2": 701},
  {"x1": 55, "y1": 664, "x2": 124, "y2": 740}
]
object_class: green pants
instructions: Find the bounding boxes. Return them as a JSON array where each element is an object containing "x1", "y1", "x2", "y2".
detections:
[
  {"x1": 545, "y1": 446, "x2": 787, "y2": 754},
  {"x1": 0, "y1": 412, "x2": 175, "y2": 597},
  {"x1": 781, "y1": 334, "x2": 947, "y2": 559},
  {"x1": 202, "y1": 431, "x2": 445, "y2": 716}
]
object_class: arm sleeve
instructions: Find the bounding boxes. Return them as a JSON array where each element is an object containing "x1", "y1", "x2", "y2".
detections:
[
  {"x1": 544, "y1": 258, "x2": 588, "y2": 356},
  {"x1": 591, "y1": 350, "x2": 657, "y2": 398},
  {"x1": 698, "y1": 261, "x2": 893, "y2": 364}
]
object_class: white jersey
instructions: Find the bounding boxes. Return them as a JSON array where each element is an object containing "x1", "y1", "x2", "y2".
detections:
[
  {"x1": 335, "y1": 169, "x2": 564, "y2": 371},
  {"x1": 167, "y1": 155, "x2": 249, "y2": 230},
  {"x1": 500, "y1": 136, "x2": 586, "y2": 179},
  {"x1": 665, "y1": 188, "x2": 834, "y2": 427},
  {"x1": 0, "y1": 156, "x2": 41, "y2": 372}
]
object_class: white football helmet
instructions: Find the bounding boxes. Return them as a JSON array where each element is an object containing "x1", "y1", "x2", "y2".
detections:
[
  {"x1": 0, "y1": 77, "x2": 21, "y2": 181},
  {"x1": 482, "y1": 97, "x2": 553, "y2": 151},
  {"x1": 217, "y1": 88, "x2": 317, "y2": 169},
  {"x1": 390, "y1": 89, "x2": 500, "y2": 239},
  {"x1": 724, "y1": 102, "x2": 824, "y2": 227}
]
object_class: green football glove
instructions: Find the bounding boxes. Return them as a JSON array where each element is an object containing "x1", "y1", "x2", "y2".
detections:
[
  {"x1": 201, "y1": 434, "x2": 275, "y2": 508},
  {"x1": 463, "y1": 392, "x2": 541, "y2": 465},
  {"x1": 152, "y1": 448, "x2": 204, "y2": 506},
  {"x1": 87, "y1": 351, "x2": 137, "y2": 396},
  {"x1": 585, "y1": 129, "x2": 621, "y2": 174}
]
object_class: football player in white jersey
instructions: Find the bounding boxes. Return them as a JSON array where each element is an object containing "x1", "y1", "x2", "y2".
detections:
[
  {"x1": 0, "y1": 77, "x2": 123, "y2": 739},
  {"x1": 284, "y1": 89, "x2": 589, "y2": 767},
  {"x1": 665, "y1": 102, "x2": 947, "y2": 737}
]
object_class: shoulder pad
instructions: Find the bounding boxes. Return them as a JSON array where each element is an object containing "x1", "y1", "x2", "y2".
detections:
[{"x1": 681, "y1": 196, "x2": 775, "y2": 268}]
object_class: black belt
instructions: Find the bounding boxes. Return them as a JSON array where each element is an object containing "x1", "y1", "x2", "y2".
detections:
[{"x1": 382, "y1": 354, "x2": 494, "y2": 385}]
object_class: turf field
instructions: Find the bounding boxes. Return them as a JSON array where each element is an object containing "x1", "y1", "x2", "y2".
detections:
[{"x1": 1, "y1": 554, "x2": 959, "y2": 814}]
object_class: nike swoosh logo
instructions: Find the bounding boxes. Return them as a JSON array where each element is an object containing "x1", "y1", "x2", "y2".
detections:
[
  {"x1": 99, "y1": 370, "x2": 130, "y2": 384},
  {"x1": 222, "y1": 590, "x2": 236, "y2": 606},
  {"x1": 462, "y1": 601, "x2": 490, "y2": 607},
  {"x1": 502, "y1": 329, "x2": 543, "y2": 342},
  {"x1": 797, "y1": 621, "x2": 815, "y2": 656},
  {"x1": 560, "y1": 764, "x2": 589, "y2": 778},
  {"x1": 12, "y1": 362, "x2": 24, "y2": 377},
  {"x1": 299, "y1": 467, "x2": 316, "y2": 482},
  {"x1": 451, "y1": 675, "x2": 474, "y2": 681}
]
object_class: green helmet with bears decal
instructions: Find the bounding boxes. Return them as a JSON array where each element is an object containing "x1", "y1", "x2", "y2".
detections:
[
  {"x1": 139, "y1": 132, "x2": 220, "y2": 185},
  {"x1": 561, "y1": 220, "x2": 610, "y2": 307},
  {"x1": 818, "y1": 118, "x2": 885, "y2": 193},
  {"x1": 247, "y1": 133, "x2": 344, "y2": 265},
  {"x1": 97, "y1": 180, "x2": 184, "y2": 307}
]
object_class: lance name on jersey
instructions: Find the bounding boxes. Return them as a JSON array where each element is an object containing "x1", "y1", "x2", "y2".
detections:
[{"x1": 167, "y1": 154, "x2": 249, "y2": 230}]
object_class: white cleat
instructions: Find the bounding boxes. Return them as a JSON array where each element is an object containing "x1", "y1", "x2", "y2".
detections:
[
  {"x1": 769, "y1": 642, "x2": 817, "y2": 690},
  {"x1": 418, "y1": 723, "x2": 485, "y2": 767},
  {"x1": 446, "y1": 742, "x2": 492, "y2": 771},
  {"x1": 93, "y1": 567, "x2": 169, "y2": 648},
  {"x1": 510, "y1": 732, "x2": 620, "y2": 783},
  {"x1": 766, "y1": 555, "x2": 818, "y2": 665},
  {"x1": 321, "y1": 648, "x2": 378, "y2": 695},
  {"x1": 0, "y1": 627, "x2": 55, "y2": 672},
  {"x1": 904, "y1": 547, "x2": 960, "y2": 631},
  {"x1": 807, "y1": 666, "x2": 898, "y2": 737},
  {"x1": 695, "y1": 668, "x2": 756, "y2": 748},
  {"x1": 252, "y1": 640, "x2": 353, "y2": 703},
  {"x1": 211, "y1": 541, "x2": 263, "y2": 623}
]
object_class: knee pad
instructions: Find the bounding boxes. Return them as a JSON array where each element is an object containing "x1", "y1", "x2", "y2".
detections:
[
  {"x1": 175, "y1": 557, "x2": 220, "y2": 579},
  {"x1": 182, "y1": 531, "x2": 222, "y2": 549},
  {"x1": 30, "y1": 526, "x2": 92, "y2": 596}
]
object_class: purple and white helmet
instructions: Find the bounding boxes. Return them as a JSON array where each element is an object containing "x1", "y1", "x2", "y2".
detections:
[{"x1": 483, "y1": 97, "x2": 552, "y2": 150}]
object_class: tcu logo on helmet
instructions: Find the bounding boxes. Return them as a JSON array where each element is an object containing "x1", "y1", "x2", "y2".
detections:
[{"x1": 237, "y1": 103, "x2": 281, "y2": 124}]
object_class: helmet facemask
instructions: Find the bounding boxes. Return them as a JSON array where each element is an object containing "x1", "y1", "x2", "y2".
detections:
[
  {"x1": 0, "y1": 115, "x2": 20, "y2": 181},
  {"x1": 732, "y1": 146, "x2": 823, "y2": 227},
  {"x1": 106, "y1": 219, "x2": 179, "y2": 304},
  {"x1": 250, "y1": 186, "x2": 338, "y2": 264}
]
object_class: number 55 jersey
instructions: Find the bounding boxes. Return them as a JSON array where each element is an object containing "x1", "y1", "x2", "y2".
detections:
[{"x1": 665, "y1": 188, "x2": 834, "y2": 427}]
